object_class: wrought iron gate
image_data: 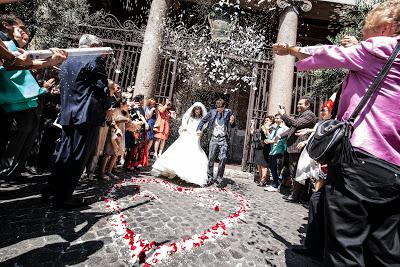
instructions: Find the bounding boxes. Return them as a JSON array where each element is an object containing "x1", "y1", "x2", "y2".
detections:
[
  {"x1": 154, "y1": 50, "x2": 180, "y2": 103},
  {"x1": 241, "y1": 60, "x2": 274, "y2": 172},
  {"x1": 292, "y1": 71, "x2": 328, "y2": 114},
  {"x1": 67, "y1": 11, "x2": 177, "y2": 100}
]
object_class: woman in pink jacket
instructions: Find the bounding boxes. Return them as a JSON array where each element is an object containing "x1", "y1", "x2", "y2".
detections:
[{"x1": 274, "y1": 1, "x2": 400, "y2": 266}]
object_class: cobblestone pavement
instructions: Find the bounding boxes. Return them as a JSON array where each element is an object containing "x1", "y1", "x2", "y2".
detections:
[{"x1": 0, "y1": 167, "x2": 322, "y2": 267}]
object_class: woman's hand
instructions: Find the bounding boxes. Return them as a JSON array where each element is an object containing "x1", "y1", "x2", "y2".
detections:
[
  {"x1": 264, "y1": 139, "x2": 274, "y2": 145},
  {"x1": 314, "y1": 179, "x2": 326, "y2": 192},
  {"x1": 171, "y1": 110, "x2": 176, "y2": 119},
  {"x1": 229, "y1": 115, "x2": 235, "y2": 124},
  {"x1": 48, "y1": 48, "x2": 68, "y2": 66},
  {"x1": 341, "y1": 35, "x2": 359, "y2": 47},
  {"x1": 295, "y1": 128, "x2": 311, "y2": 136},
  {"x1": 43, "y1": 78, "x2": 56, "y2": 90},
  {"x1": 272, "y1": 43, "x2": 290, "y2": 56},
  {"x1": 296, "y1": 141, "x2": 307, "y2": 150}
]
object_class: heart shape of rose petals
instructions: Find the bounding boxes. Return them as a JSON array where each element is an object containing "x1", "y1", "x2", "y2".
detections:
[{"x1": 104, "y1": 178, "x2": 249, "y2": 266}]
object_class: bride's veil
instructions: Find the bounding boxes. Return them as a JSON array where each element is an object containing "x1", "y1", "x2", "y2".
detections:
[{"x1": 181, "y1": 102, "x2": 208, "y2": 128}]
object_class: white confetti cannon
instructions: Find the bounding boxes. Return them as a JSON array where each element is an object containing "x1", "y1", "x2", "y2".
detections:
[{"x1": 28, "y1": 47, "x2": 114, "y2": 60}]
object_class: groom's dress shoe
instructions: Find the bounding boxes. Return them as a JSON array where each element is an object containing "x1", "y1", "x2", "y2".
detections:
[{"x1": 206, "y1": 180, "x2": 214, "y2": 187}]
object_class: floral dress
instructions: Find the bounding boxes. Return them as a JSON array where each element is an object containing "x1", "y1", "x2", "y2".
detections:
[{"x1": 125, "y1": 107, "x2": 148, "y2": 168}]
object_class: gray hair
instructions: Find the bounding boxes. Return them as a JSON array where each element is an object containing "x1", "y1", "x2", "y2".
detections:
[{"x1": 78, "y1": 34, "x2": 103, "y2": 48}]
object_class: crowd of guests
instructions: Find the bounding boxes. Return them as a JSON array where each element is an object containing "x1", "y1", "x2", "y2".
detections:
[
  {"x1": 250, "y1": 96, "x2": 326, "y2": 198},
  {"x1": 86, "y1": 92, "x2": 176, "y2": 181},
  {"x1": 270, "y1": 1, "x2": 400, "y2": 267},
  {"x1": 0, "y1": 13, "x2": 67, "y2": 179},
  {"x1": 248, "y1": 2, "x2": 400, "y2": 266},
  {"x1": 0, "y1": 10, "x2": 176, "y2": 208}
]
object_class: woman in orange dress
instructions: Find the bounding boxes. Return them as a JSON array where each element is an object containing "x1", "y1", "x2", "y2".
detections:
[{"x1": 153, "y1": 98, "x2": 175, "y2": 159}]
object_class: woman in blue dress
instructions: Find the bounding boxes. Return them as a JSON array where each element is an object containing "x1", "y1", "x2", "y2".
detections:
[{"x1": 145, "y1": 98, "x2": 157, "y2": 157}]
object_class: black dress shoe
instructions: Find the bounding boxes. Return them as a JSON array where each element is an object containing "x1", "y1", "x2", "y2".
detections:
[
  {"x1": 284, "y1": 195, "x2": 301, "y2": 203},
  {"x1": 28, "y1": 166, "x2": 42, "y2": 175}
]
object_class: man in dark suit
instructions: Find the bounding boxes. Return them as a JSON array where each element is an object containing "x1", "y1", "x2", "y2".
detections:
[
  {"x1": 43, "y1": 34, "x2": 113, "y2": 208},
  {"x1": 197, "y1": 99, "x2": 235, "y2": 187},
  {"x1": 275, "y1": 96, "x2": 317, "y2": 203}
]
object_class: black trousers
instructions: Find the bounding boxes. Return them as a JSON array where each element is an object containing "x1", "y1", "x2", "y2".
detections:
[
  {"x1": 0, "y1": 108, "x2": 41, "y2": 177},
  {"x1": 289, "y1": 153, "x2": 305, "y2": 200},
  {"x1": 208, "y1": 135, "x2": 228, "y2": 184},
  {"x1": 48, "y1": 124, "x2": 99, "y2": 203},
  {"x1": 37, "y1": 124, "x2": 61, "y2": 171},
  {"x1": 268, "y1": 153, "x2": 283, "y2": 187},
  {"x1": 325, "y1": 150, "x2": 400, "y2": 267},
  {"x1": 0, "y1": 109, "x2": 12, "y2": 159},
  {"x1": 305, "y1": 189, "x2": 325, "y2": 257}
]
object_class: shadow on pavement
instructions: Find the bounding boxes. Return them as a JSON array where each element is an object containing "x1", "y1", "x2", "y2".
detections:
[
  {"x1": 256, "y1": 221, "x2": 323, "y2": 267},
  {"x1": 1, "y1": 241, "x2": 104, "y2": 266},
  {"x1": 0, "y1": 171, "x2": 143, "y2": 262}
]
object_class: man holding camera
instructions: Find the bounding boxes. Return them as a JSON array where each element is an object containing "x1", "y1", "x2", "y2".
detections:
[{"x1": 274, "y1": 96, "x2": 317, "y2": 203}]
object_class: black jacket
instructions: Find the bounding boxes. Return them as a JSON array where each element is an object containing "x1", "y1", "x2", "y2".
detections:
[
  {"x1": 59, "y1": 56, "x2": 112, "y2": 127},
  {"x1": 280, "y1": 109, "x2": 317, "y2": 154}
]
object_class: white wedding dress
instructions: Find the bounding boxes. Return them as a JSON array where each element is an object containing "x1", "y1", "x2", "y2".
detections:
[{"x1": 152, "y1": 103, "x2": 209, "y2": 186}]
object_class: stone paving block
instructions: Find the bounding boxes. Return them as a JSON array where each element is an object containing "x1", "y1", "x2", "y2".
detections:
[
  {"x1": 0, "y1": 172, "x2": 322, "y2": 267},
  {"x1": 229, "y1": 249, "x2": 243, "y2": 259}
]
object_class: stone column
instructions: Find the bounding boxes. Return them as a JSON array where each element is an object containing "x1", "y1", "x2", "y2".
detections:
[
  {"x1": 267, "y1": 6, "x2": 299, "y2": 113},
  {"x1": 134, "y1": 0, "x2": 170, "y2": 98}
]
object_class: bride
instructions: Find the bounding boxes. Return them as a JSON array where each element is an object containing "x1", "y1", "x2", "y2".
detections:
[{"x1": 152, "y1": 102, "x2": 208, "y2": 186}]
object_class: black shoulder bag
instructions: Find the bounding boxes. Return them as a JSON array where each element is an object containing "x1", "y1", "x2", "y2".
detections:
[{"x1": 307, "y1": 41, "x2": 400, "y2": 165}]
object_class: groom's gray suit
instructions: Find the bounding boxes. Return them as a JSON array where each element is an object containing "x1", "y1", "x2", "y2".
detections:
[{"x1": 197, "y1": 108, "x2": 236, "y2": 185}]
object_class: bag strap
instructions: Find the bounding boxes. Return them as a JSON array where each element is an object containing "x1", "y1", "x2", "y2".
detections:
[
  {"x1": 331, "y1": 83, "x2": 342, "y2": 119},
  {"x1": 348, "y1": 40, "x2": 400, "y2": 123}
]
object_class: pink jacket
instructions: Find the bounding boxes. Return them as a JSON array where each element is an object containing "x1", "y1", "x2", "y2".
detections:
[{"x1": 296, "y1": 36, "x2": 400, "y2": 166}]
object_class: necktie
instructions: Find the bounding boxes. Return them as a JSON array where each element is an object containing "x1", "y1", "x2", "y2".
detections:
[{"x1": 272, "y1": 126, "x2": 280, "y2": 138}]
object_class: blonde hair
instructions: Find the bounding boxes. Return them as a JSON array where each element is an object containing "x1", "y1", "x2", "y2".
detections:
[
  {"x1": 363, "y1": 0, "x2": 400, "y2": 35},
  {"x1": 108, "y1": 79, "x2": 115, "y2": 90}
]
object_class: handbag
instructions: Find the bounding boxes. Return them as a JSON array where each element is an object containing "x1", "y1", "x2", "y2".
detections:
[
  {"x1": 253, "y1": 130, "x2": 264, "y2": 149},
  {"x1": 307, "y1": 41, "x2": 400, "y2": 165}
]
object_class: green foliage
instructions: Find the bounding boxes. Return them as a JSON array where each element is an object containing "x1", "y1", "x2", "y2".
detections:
[
  {"x1": 308, "y1": 0, "x2": 385, "y2": 97},
  {"x1": 4, "y1": 0, "x2": 90, "y2": 48}
]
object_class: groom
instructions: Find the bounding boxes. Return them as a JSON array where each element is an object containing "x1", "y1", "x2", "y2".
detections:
[{"x1": 197, "y1": 99, "x2": 235, "y2": 187}]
